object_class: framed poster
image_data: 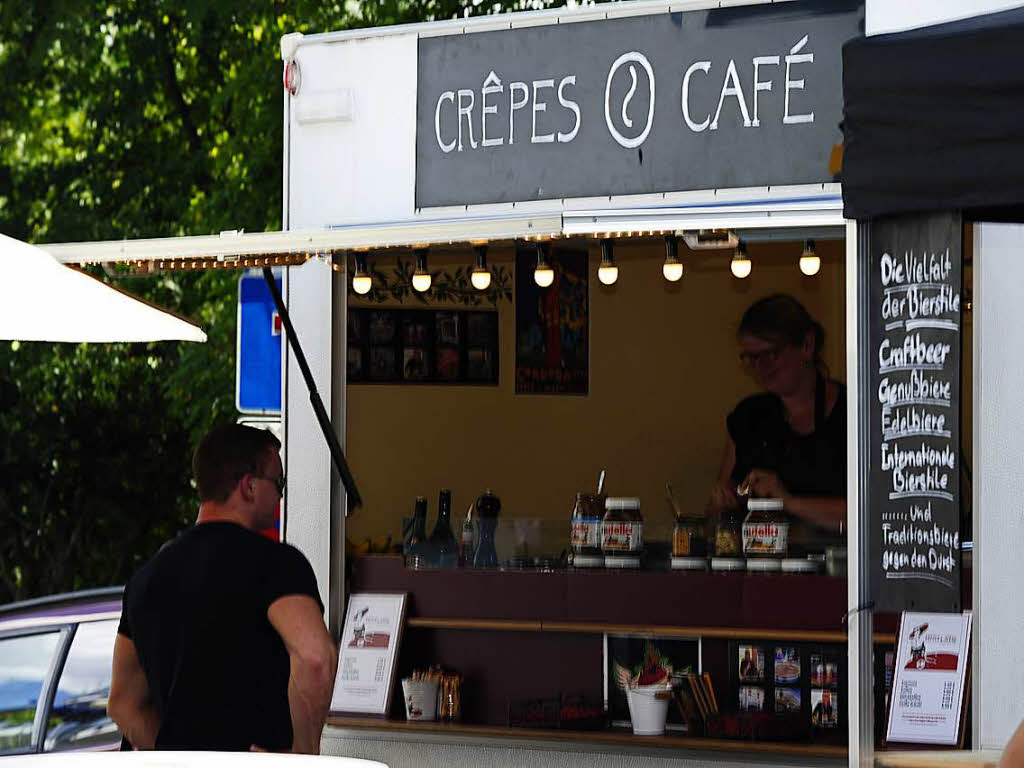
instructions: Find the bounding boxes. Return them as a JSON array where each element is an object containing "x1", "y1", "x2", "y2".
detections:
[
  {"x1": 886, "y1": 611, "x2": 972, "y2": 745},
  {"x1": 514, "y1": 244, "x2": 589, "y2": 394},
  {"x1": 347, "y1": 308, "x2": 499, "y2": 385},
  {"x1": 330, "y1": 592, "x2": 407, "y2": 715}
]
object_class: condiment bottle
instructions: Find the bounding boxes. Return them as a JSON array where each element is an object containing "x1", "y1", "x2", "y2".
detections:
[
  {"x1": 601, "y1": 497, "x2": 642, "y2": 569},
  {"x1": 404, "y1": 496, "x2": 429, "y2": 568},
  {"x1": 570, "y1": 493, "x2": 604, "y2": 568},
  {"x1": 458, "y1": 507, "x2": 474, "y2": 568},
  {"x1": 742, "y1": 498, "x2": 789, "y2": 571},
  {"x1": 428, "y1": 489, "x2": 458, "y2": 568},
  {"x1": 472, "y1": 489, "x2": 500, "y2": 568}
]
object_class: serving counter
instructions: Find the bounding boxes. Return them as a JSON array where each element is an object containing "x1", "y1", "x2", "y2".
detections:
[{"x1": 323, "y1": 555, "x2": 903, "y2": 765}]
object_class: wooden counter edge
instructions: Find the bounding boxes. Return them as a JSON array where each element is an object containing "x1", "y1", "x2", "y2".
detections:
[
  {"x1": 405, "y1": 616, "x2": 896, "y2": 643},
  {"x1": 875, "y1": 750, "x2": 1001, "y2": 768},
  {"x1": 325, "y1": 716, "x2": 848, "y2": 758}
]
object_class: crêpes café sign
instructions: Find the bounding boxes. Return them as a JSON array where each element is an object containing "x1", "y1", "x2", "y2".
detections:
[{"x1": 415, "y1": 0, "x2": 863, "y2": 207}]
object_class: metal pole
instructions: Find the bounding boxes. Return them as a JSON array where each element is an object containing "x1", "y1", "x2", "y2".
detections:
[
  {"x1": 263, "y1": 266, "x2": 362, "y2": 511},
  {"x1": 847, "y1": 220, "x2": 873, "y2": 768}
]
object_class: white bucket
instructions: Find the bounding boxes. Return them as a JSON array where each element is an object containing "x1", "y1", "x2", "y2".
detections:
[
  {"x1": 626, "y1": 686, "x2": 671, "y2": 736},
  {"x1": 402, "y1": 678, "x2": 439, "y2": 721}
]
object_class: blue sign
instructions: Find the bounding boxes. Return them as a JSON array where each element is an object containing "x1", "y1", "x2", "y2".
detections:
[{"x1": 236, "y1": 273, "x2": 282, "y2": 414}]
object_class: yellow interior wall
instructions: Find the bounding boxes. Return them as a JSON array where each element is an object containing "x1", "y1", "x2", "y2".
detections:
[{"x1": 345, "y1": 238, "x2": 846, "y2": 545}]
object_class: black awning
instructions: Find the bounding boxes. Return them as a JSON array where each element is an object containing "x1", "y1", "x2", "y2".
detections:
[{"x1": 842, "y1": 7, "x2": 1024, "y2": 221}]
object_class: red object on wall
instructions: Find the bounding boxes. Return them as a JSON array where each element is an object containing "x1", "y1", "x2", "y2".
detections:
[{"x1": 258, "y1": 504, "x2": 281, "y2": 542}]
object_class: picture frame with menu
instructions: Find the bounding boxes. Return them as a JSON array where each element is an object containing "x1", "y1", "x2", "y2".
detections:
[{"x1": 330, "y1": 592, "x2": 408, "y2": 716}]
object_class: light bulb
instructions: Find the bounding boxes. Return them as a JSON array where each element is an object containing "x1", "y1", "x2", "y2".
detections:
[
  {"x1": 799, "y1": 239, "x2": 820, "y2": 276},
  {"x1": 731, "y1": 242, "x2": 751, "y2": 279},
  {"x1": 598, "y1": 264, "x2": 619, "y2": 285},
  {"x1": 471, "y1": 269, "x2": 492, "y2": 290},
  {"x1": 534, "y1": 265, "x2": 554, "y2": 288},
  {"x1": 471, "y1": 245, "x2": 492, "y2": 290},
  {"x1": 352, "y1": 275, "x2": 372, "y2": 294},
  {"x1": 352, "y1": 254, "x2": 372, "y2": 295},
  {"x1": 412, "y1": 249, "x2": 431, "y2": 292},
  {"x1": 662, "y1": 260, "x2": 684, "y2": 282},
  {"x1": 663, "y1": 235, "x2": 683, "y2": 282},
  {"x1": 534, "y1": 243, "x2": 554, "y2": 288},
  {"x1": 598, "y1": 239, "x2": 618, "y2": 285}
]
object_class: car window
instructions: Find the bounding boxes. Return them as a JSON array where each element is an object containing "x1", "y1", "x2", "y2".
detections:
[
  {"x1": 0, "y1": 631, "x2": 61, "y2": 753},
  {"x1": 45, "y1": 619, "x2": 120, "y2": 752}
]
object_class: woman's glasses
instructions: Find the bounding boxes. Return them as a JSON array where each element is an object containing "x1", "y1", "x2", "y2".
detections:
[{"x1": 739, "y1": 346, "x2": 783, "y2": 367}]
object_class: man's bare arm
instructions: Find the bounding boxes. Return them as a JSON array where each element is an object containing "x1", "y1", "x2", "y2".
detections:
[
  {"x1": 107, "y1": 634, "x2": 160, "y2": 749},
  {"x1": 268, "y1": 595, "x2": 338, "y2": 754}
]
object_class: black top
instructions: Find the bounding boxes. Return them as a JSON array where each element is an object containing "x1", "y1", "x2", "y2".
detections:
[
  {"x1": 727, "y1": 377, "x2": 847, "y2": 512},
  {"x1": 118, "y1": 522, "x2": 323, "y2": 751}
]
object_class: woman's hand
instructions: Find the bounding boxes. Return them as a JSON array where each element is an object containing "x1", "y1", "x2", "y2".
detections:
[
  {"x1": 742, "y1": 469, "x2": 790, "y2": 501},
  {"x1": 707, "y1": 479, "x2": 739, "y2": 516}
]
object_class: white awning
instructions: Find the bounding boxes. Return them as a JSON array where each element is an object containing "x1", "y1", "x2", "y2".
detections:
[
  {"x1": 38, "y1": 215, "x2": 564, "y2": 267},
  {"x1": 35, "y1": 193, "x2": 845, "y2": 270},
  {"x1": 2, "y1": 233, "x2": 206, "y2": 343}
]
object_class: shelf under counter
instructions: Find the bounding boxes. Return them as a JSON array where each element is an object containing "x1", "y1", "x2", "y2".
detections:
[{"x1": 325, "y1": 716, "x2": 849, "y2": 760}]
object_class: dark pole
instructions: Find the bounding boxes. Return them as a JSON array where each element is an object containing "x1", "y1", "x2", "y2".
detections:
[{"x1": 263, "y1": 266, "x2": 362, "y2": 511}]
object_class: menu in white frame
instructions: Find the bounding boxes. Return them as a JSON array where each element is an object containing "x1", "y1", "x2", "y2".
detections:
[
  {"x1": 330, "y1": 592, "x2": 407, "y2": 715},
  {"x1": 886, "y1": 611, "x2": 972, "y2": 745}
]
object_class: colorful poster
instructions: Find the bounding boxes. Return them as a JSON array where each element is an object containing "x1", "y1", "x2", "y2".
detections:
[
  {"x1": 514, "y1": 245, "x2": 588, "y2": 394},
  {"x1": 331, "y1": 593, "x2": 406, "y2": 714},
  {"x1": 886, "y1": 611, "x2": 972, "y2": 745}
]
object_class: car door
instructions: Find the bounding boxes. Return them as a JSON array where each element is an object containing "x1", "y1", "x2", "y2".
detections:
[
  {"x1": 42, "y1": 618, "x2": 121, "y2": 752},
  {"x1": 0, "y1": 628, "x2": 69, "y2": 755}
]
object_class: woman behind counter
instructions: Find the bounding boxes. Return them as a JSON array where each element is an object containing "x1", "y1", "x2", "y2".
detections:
[{"x1": 707, "y1": 294, "x2": 846, "y2": 544}]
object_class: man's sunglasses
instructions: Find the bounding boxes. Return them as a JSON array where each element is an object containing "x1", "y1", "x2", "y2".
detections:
[{"x1": 254, "y1": 473, "x2": 286, "y2": 495}]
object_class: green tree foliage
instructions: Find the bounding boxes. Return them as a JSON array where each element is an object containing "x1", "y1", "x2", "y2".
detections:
[{"x1": 0, "y1": 0, "x2": 565, "y2": 602}]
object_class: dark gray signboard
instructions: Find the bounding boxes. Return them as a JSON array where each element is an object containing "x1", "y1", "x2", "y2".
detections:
[
  {"x1": 868, "y1": 212, "x2": 962, "y2": 613},
  {"x1": 416, "y1": 1, "x2": 862, "y2": 207}
]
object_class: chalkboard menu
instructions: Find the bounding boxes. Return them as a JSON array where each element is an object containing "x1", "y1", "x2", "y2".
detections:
[{"x1": 868, "y1": 212, "x2": 963, "y2": 612}]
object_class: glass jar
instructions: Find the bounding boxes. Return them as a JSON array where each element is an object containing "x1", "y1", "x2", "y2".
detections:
[
  {"x1": 743, "y1": 498, "x2": 789, "y2": 572},
  {"x1": 671, "y1": 514, "x2": 708, "y2": 570},
  {"x1": 570, "y1": 493, "x2": 605, "y2": 568},
  {"x1": 601, "y1": 497, "x2": 643, "y2": 569},
  {"x1": 714, "y1": 510, "x2": 743, "y2": 557}
]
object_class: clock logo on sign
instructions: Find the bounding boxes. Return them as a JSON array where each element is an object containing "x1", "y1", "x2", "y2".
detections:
[{"x1": 605, "y1": 51, "x2": 655, "y2": 149}]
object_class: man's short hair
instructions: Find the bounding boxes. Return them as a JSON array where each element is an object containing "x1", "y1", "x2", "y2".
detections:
[{"x1": 193, "y1": 424, "x2": 282, "y2": 503}]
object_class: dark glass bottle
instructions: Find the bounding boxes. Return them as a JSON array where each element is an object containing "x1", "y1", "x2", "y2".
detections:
[
  {"x1": 428, "y1": 489, "x2": 458, "y2": 568},
  {"x1": 472, "y1": 489, "x2": 501, "y2": 569},
  {"x1": 404, "y1": 496, "x2": 429, "y2": 568}
]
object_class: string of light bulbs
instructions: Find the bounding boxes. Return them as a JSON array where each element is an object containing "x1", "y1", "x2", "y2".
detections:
[{"x1": 346, "y1": 237, "x2": 821, "y2": 294}]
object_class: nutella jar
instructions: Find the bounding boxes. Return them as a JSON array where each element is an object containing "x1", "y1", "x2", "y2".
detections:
[
  {"x1": 570, "y1": 493, "x2": 605, "y2": 568},
  {"x1": 602, "y1": 497, "x2": 643, "y2": 569},
  {"x1": 743, "y1": 498, "x2": 789, "y2": 572}
]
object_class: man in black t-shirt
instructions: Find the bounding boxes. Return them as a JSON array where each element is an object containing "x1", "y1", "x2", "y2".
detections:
[{"x1": 108, "y1": 424, "x2": 337, "y2": 753}]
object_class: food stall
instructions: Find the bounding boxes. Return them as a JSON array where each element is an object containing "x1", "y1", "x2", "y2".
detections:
[
  {"x1": 281, "y1": 2, "x2": 871, "y2": 766},
  {"x1": 38, "y1": 0, "x2": 1024, "y2": 765}
]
